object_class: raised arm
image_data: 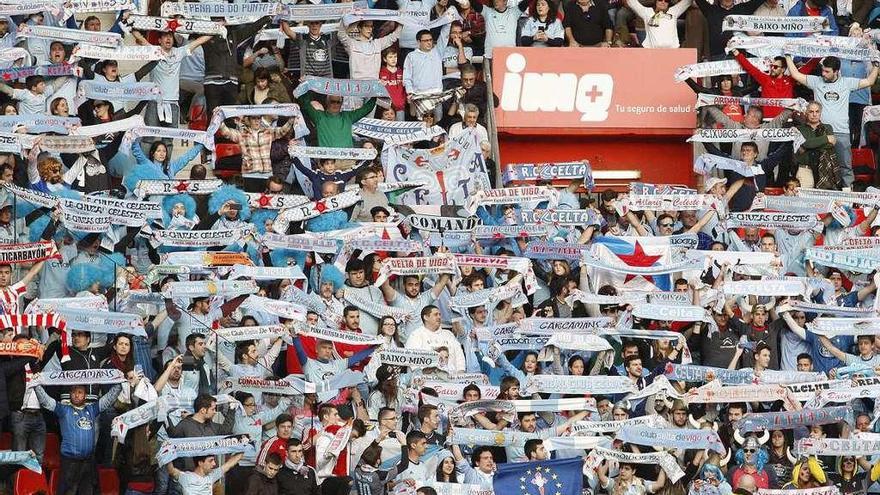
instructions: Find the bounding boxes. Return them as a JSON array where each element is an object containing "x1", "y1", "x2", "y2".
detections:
[
  {"x1": 857, "y1": 62, "x2": 879, "y2": 90},
  {"x1": 785, "y1": 55, "x2": 809, "y2": 85},
  {"x1": 817, "y1": 335, "x2": 849, "y2": 362}
]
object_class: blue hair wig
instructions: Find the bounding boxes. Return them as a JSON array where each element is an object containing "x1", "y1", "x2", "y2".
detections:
[
  {"x1": 250, "y1": 209, "x2": 279, "y2": 235},
  {"x1": 28, "y1": 215, "x2": 56, "y2": 243},
  {"x1": 162, "y1": 194, "x2": 197, "y2": 227},
  {"x1": 269, "y1": 248, "x2": 306, "y2": 268},
  {"x1": 306, "y1": 211, "x2": 351, "y2": 233},
  {"x1": 314, "y1": 264, "x2": 344, "y2": 292},
  {"x1": 734, "y1": 446, "x2": 769, "y2": 471},
  {"x1": 209, "y1": 185, "x2": 251, "y2": 221},
  {"x1": 66, "y1": 262, "x2": 106, "y2": 294}
]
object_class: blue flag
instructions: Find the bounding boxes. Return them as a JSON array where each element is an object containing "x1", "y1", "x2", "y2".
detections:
[{"x1": 493, "y1": 458, "x2": 583, "y2": 495}]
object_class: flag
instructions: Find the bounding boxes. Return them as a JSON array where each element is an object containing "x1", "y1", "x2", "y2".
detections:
[
  {"x1": 493, "y1": 458, "x2": 583, "y2": 495},
  {"x1": 589, "y1": 236, "x2": 675, "y2": 292}
]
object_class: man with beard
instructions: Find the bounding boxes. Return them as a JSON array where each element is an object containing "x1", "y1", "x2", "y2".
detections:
[{"x1": 342, "y1": 258, "x2": 384, "y2": 335}]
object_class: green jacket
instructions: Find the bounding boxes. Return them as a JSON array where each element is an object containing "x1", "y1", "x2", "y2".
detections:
[{"x1": 297, "y1": 92, "x2": 376, "y2": 148}]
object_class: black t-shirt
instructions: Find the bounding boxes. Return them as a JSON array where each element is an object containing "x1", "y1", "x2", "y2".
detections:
[{"x1": 562, "y1": 0, "x2": 611, "y2": 46}]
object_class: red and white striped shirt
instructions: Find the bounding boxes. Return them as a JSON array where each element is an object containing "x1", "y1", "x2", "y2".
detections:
[{"x1": 0, "y1": 281, "x2": 26, "y2": 316}]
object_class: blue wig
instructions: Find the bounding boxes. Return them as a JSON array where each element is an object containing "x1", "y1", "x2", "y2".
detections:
[
  {"x1": 250, "y1": 209, "x2": 279, "y2": 235},
  {"x1": 66, "y1": 262, "x2": 106, "y2": 294},
  {"x1": 123, "y1": 163, "x2": 165, "y2": 195},
  {"x1": 269, "y1": 248, "x2": 306, "y2": 269},
  {"x1": 162, "y1": 194, "x2": 197, "y2": 227},
  {"x1": 209, "y1": 185, "x2": 251, "y2": 221},
  {"x1": 306, "y1": 211, "x2": 351, "y2": 232},
  {"x1": 734, "y1": 446, "x2": 769, "y2": 471},
  {"x1": 311, "y1": 264, "x2": 344, "y2": 292},
  {"x1": 28, "y1": 215, "x2": 59, "y2": 243}
]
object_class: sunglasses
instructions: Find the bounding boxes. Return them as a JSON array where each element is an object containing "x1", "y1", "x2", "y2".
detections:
[{"x1": 743, "y1": 448, "x2": 756, "y2": 453}]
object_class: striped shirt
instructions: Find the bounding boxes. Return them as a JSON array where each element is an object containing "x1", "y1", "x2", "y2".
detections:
[{"x1": 0, "y1": 281, "x2": 26, "y2": 316}]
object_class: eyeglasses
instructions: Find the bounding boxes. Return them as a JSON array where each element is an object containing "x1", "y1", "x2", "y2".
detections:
[{"x1": 743, "y1": 448, "x2": 756, "y2": 453}]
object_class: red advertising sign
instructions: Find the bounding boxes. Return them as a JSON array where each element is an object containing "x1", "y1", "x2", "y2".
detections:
[{"x1": 492, "y1": 47, "x2": 697, "y2": 131}]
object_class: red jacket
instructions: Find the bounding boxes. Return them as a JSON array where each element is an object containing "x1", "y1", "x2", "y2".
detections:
[{"x1": 735, "y1": 52, "x2": 819, "y2": 118}]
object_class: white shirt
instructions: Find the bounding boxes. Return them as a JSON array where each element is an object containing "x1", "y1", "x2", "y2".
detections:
[
  {"x1": 405, "y1": 325, "x2": 466, "y2": 372},
  {"x1": 177, "y1": 469, "x2": 223, "y2": 495}
]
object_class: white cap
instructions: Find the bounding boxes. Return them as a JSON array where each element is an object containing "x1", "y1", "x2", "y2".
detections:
[{"x1": 704, "y1": 177, "x2": 726, "y2": 192}]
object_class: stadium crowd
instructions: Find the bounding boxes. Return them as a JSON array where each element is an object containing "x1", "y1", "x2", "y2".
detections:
[{"x1": 1, "y1": 1, "x2": 880, "y2": 495}]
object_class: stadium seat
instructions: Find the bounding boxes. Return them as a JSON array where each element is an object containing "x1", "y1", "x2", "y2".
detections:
[
  {"x1": 13, "y1": 469, "x2": 48, "y2": 495},
  {"x1": 43, "y1": 432, "x2": 61, "y2": 473},
  {"x1": 0, "y1": 431, "x2": 10, "y2": 450},
  {"x1": 98, "y1": 467, "x2": 120, "y2": 495},
  {"x1": 853, "y1": 147, "x2": 877, "y2": 186},
  {"x1": 764, "y1": 187, "x2": 784, "y2": 196}
]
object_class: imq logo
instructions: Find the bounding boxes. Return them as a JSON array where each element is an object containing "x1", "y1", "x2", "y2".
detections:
[{"x1": 499, "y1": 52, "x2": 614, "y2": 122}]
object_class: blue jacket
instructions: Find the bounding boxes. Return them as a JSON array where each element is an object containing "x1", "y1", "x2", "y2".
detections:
[
  {"x1": 786, "y1": 2, "x2": 838, "y2": 36},
  {"x1": 132, "y1": 142, "x2": 204, "y2": 179}
]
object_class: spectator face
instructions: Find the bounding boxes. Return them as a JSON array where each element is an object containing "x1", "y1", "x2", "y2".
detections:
[
  {"x1": 189, "y1": 336, "x2": 207, "y2": 358},
  {"x1": 784, "y1": 181, "x2": 799, "y2": 196},
  {"x1": 372, "y1": 209, "x2": 389, "y2": 221},
  {"x1": 381, "y1": 108, "x2": 396, "y2": 121},
  {"x1": 308, "y1": 21, "x2": 322, "y2": 36},
  {"x1": 806, "y1": 103, "x2": 822, "y2": 125},
  {"x1": 320, "y1": 281, "x2": 335, "y2": 298},
  {"x1": 673, "y1": 409, "x2": 687, "y2": 426},
  {"x1": 50, "y1": 43, "x2": 65, "y2": 63},
  {"x1": 858, "y1": 337, "x2": 874, "y2": 357},
  {"x1": 277, "y1": 420, "x2": 293, "y2": 439},
  {"x1": 288, "y1": 444, "x2": 304, "y2": 464},
  {"x1": 464, "y1": 110, "x2": 478, "y2": 127},
  {"x1": 809, "y1": 425, "x2": 824, "y2": 438},
  {"x1": 739, "y1": 145, "x2": 757, "y2": 163},
  {"x1": 321, "y1": 182, "x2": 338, "y2": 198},
  {"x1": 348, "y1": 268, "x2": 366, "y2": 287},
  {"x1": 103, "y1": 63, "x2": 118, "y2": 81},
  {"x1": 626, "y1": 359, "x2": 642, "y2": 378},
  {"x1": 524, "y1": 354, "x2": 538, "y2": 373},
  {"x1": 472, "y1": 307, "x2": 488, "y2": 324},
  {"x1": 476, "y1": 450, "x2": 494, "y2": 472},
  {"x1": 114, "y1": 336, "x2": 131, "y2": 358},
  {"x1": 569, "y1": 359, "x2": 584, "y2": 375},
  {"x1": 654, "y1": 0, "x2": 669, "y2": 12},
  {"x1": 152, "y1": 144, "x2": 168, "y2": 163},
  {"x1": 264, "y1": 461, "x2": 282, "y2": 478},
  {"x1": 243, "y1": 344, "x2": 258, "y2": 364},
  {"x1": 344, "y1": 310, "x2": 360, "y2": 330},
  {"x1": 423, "y1": 308, "x2": 441, "y2": 329},
  {"x1": 359, "y1": 21, "x2": 373, "y2": 38},
  {"x1": 256, "y1": 77, "x2": 270, "y2": 90},
  {"x1": 857, "y1": 415, "x2": 871, "y2": 431},
  {"x1": 612, "y1": 407, "x2": 628, "y2": 420},
  {"x1": 657, "y1": 217, "x2": 675, "y2": 235},
  {"x1": 317, "y1": 340, "x2": 335, "y2": 360},
  {"x1": 828, "y1": 272, "x2": 843, "y2": 290},
  {"x1": 159, "y1": 32, "x2": 174, "y2": 50},
  {"x1": 755, "y1": 348, "x2": 770, "y2": 368},
  {"x1": 242, "y1": 397, "x2": 257, "y2": 416},
  {"x1": 404, "y1": 277, "x2": 420, "y2": 297},
  {"x1": 0, "y1": 206, "x2": 9, "y2": 224},
  {"x1": 743, "y1": 108, "x2": 762, "y2": 128},
  {"x1": 618, "y1": 465, "x2": 634, "y2": 481},
  {"x1": 728, "y1": 407, "x2": 744, "y2": 422},
  {"x1": 450, "y1": 24, "x2": 463, "y2": 44},
  {"x1": 326, "y1": 97, "x2": 344, "y2": 114},
  {"x1": 769, "y1": 60, "x2": 785, "y2": 78},
  {"x1": 719, "y1": 79, "x2": 732, "y2": 92},
  {"x1": 796, "y1": 357, "x2": 812, "y2": 372},
  {"x1": 200, "y1": 400, "x2": 217, "y2": 420},
  {"x1": 417, "y1": 33, "x2": 434, "y2": 51},
  {"x1": 464, "y1": 389, "x2": 481, "y2": 401},
  {"x1": 384, "y1": 51, "x2": 398, "y2": 68},
  {"x1": 520, "y1": 414, "x2": 538, "y2": 432},
  {"x1": 85, "y1": 18, "x2": 101, "y2": 30},
  {"x1": 411, "y1": 438, "x2": 428, "y2": 456},
  {"x1": 73, "y1": 331, "x2": 90, "y2": 351},
  {"x1": 770, "y1": 430, "x2": 785, "y2": 447},
  {"x1": 752, "y1": 307, "x2": 768, "y2": 326},
  {"x1": 70, "y1": 386, "x2": 87, "y2": 406},
  {"x1": 461, "y1": 71, "x2": 476, "y2": 89},
  {"x1": 441, "y1": 456, "x2": 455, "y2": 475},
  {"x1": 820, "y1": 65, "x2": 838, "y2": 83}
]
